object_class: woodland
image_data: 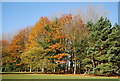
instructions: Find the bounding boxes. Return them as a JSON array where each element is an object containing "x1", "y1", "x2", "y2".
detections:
[{"x1": 1, "y1": 6, "x2": 120, "y2": 76}]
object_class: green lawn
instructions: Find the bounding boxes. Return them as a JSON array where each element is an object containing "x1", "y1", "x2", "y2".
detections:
[{"x1": 2, "y1": 74, "x2": 119, "y2": 79}]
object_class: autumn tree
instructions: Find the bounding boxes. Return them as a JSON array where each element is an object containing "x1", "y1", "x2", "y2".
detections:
[
  {"x1": 26, "y1": 17, "x2": 50, "y2": 50},
  {"x1": 8, "y1": 27, "x2": 31, "y2": 57},
  {"x1": 1, "y1": 40, "x2": 9, "y2": 57},
  {"x1": 20, "y1": 47, "x2": 48, "y2": 72},
  {"x1": 4, "y1": 27, "x2": 31, "y2": 71},
  {"x1": 1, "y1": 40, "x2": 11, "y2": 71},
  {"x1": 2, "y1": 8, "x2": 119, "y2": 76},
  {"x1": 44, "y1": 17, "x2": 69, "y2": 73},
  {"x1": 59, "y1": 14, "x2": 88, "y2": 74}
]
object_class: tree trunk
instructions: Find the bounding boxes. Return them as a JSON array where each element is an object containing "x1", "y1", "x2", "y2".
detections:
[
  {"x1": 84, "y1": 69, "x2": 88, "y2": 75},
  {"x1": 42, "y1": 68, "x2": 44, "y2": 73},
  {"x1": 70, "y1": 54, "x2": 73, "y2": 74},
  {"x1": 92, "y1": 56, "x2": 96, "y2": 74},
  {"x1": 65, "y1": 63, "x2": 68, "y2": 74},
  {"x1": 79, "y1": 62, "x2": 81, "y2": 74},
  {"x1": 37, "y1": 68, "x2": 39, "y2": 72},
  {"x1": 30, "y1": 66, "x2": 32, "y2": 72},
  {"x1": 66, "y1": 64, "x2": 68, "y2": 74},
  {"x1": 53, "y1": 68, "x2": 55, "y2": 73},
  {"x1": 73, "y1": 60, "x2": 76, "y2": 74}
]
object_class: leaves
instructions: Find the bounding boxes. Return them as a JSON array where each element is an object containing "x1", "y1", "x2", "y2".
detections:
[{"x1": 1, "y1": 13, "x2": 120, "y2": 75}]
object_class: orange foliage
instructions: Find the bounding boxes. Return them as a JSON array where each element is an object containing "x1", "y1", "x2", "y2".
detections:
[
  {"x1": 59, "y1": 60, "x2": 67, "y2": 64},
  {"x1": 0, "y1": 40, "x2": 9, "y2": 54},
  {"x1": 0, "y1": 40, "x2": 8, "y2": 47},
  {"x1": 55, "y1": 60, "x2": 61, "y2": 63},
  {"x1": 11, "y1": 60, "x2": 16, "y2": 63},
  {"x1": 52, "y1": 53, "x2": 68, "y2": 59},
  {"x1": 16, "y1": 63, "x2": 21, "y2": 65},
  {"x1": 7, "y1": 28, "x2": 30, "y2": 58},
  {"x1": 27, "y1": 17, "x2": 51, "y2": 50},
  {"x1": 59, "y1": 14, "x2": 72, "y2": 24}
]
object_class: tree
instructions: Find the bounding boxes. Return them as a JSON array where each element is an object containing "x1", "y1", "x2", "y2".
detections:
[
  {"x1": 20, "y1": 47, "x2": 50, "y2": 72},
  {"x1": 2, "y1": 10, "x2": 119, "y2": 76},
  {"x1": 85, "y1": 17, "x2": 120, "y2": 75},
  {"x1": 59, "y1": 14, "x2": 88, "y2": 74},
  {"x1": 51, "y1": 53, "x2": 68, "y2": 73},
  {"x1": 1, "y1": 40, "x2": 9, "y2": 57},
  {"x1": 8, "y1": 28, "x2": 31, "y2": 57},
  {"x1": 103, "y1": 23, "x2": 120, "y2": 75},
  {"x1": 84, "y1": 17, "x2": 111, "y2": 75},
  {"x1": 45, "y1": 17, "x2": 68, "y2": 73},
  {"x1": 4, "y1": 27, "x2": 31, "y2": 71},
  {"x1": 1, "y1": 40, "x2": 12, "y2": 71},
  {"x1": 74, "y1": 5, "x2": 108, "y2": 23},
  {"x1": 26, "y1": 17, "x2": 50, "y2": 50}
]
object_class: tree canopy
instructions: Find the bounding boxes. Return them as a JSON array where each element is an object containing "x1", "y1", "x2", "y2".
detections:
[{"x1": 1, "y1": 12, "x2": 120, "y2": 76}]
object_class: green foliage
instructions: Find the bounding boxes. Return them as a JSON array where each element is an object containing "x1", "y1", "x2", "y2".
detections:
[
  {"x1": 20, "y1": 47, "x2": 51, "y2": 72},
  {"x1": 85, "y1": 17, "x2": 120, "y2": 75},
  {"x1": 2, "y1": 15, "x2": 120, "y2": 76}
]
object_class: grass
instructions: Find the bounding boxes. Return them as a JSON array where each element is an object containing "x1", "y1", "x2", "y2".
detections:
[
  {"x1": 1, "y1": 72, "x2": 35, "y2": 74},
  {"x1": 2, "y1": 74, "x2": 119, "y2": 79}
]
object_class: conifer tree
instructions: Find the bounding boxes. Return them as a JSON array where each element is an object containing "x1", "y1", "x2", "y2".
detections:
[
  {"x1": 85, "y1": 17, "x2": 120, "y2": 75},
  {"x1": 85, "y1": 17, "x2": 112, "y2": 75}
]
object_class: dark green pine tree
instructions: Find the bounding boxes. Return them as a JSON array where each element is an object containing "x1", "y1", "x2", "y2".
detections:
[
  {"x1": 84, "y1": 17, "x2": 118, "y2": 75},
  {"x1": 75, "y1": 38, "x2": 88, "y2": 74},
  {"x1": 95, "y1": 23, "x2": 120, "y2": 76},
  {"x1": 105, "y1": 23, "x2": 120, "y2": 75}
]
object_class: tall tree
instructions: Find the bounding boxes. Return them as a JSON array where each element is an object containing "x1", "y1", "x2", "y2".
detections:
[
  {"x1": 26, "y1": 17, "x2": 50, "y2": 50},
  {"x1": 59, "y1": 14, "x2": 88, "y2": 74},
  {"x1": 20, "y1": 47, "x2": 49, "y2": 72},
  {"x1": 5, "y1": 27, "x2": 31, "y2": 71},
  {"x1": 84, "y1": 17, "x2": 120, "y2": 75}
]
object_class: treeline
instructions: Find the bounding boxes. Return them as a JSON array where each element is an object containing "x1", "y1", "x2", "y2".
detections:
[{"x1": 1, "y1": 14, "x2": 120, "y2": 76}]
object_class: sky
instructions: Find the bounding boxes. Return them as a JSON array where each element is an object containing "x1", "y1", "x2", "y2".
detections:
[{"x1": 2, "y1": 2, "x2": 118, "y2": 34}]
